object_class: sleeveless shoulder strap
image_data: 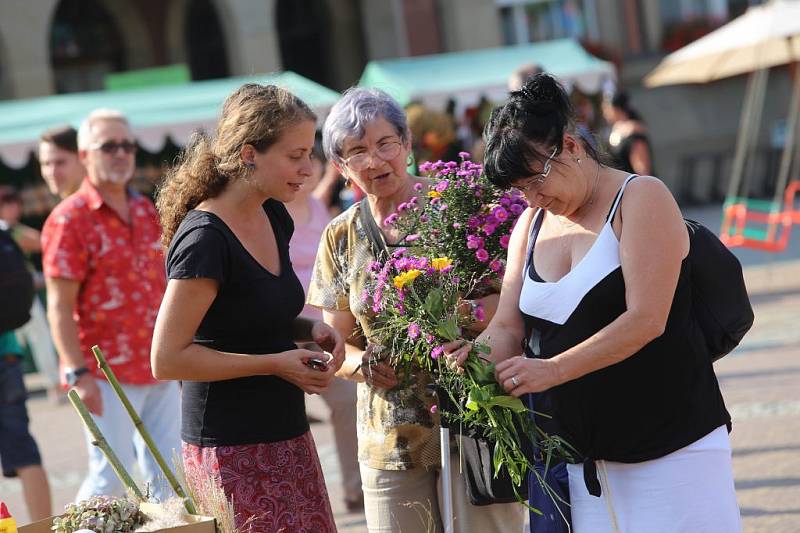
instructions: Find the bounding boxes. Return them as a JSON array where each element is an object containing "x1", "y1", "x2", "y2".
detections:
[{"x1": 605, "y1": 174, "x2": 639, "y2": 223}]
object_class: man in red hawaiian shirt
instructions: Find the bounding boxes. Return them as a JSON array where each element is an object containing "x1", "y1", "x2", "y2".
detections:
[{"x1": 42, "y1": 109, "x2": 180, "y2": 501}]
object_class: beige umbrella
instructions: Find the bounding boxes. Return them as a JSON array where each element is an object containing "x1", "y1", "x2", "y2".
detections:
[
  {"x1": 644, "y1": 0, "x2": 800, "y2": 248},
  {"x1": 645, "y1": 0, "x2": 800, "y2": 87}
]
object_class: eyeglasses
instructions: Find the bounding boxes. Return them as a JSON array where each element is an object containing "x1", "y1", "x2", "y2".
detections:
[
  {"x1": 512, "y1": 146, "x2": 558, "y2": 193},
  {"x1": 343, "y1": 141, "x2": 402, "y2": 172},
  {"x1": 88, "y1": 141, "x2": 138, "y2": 155}
]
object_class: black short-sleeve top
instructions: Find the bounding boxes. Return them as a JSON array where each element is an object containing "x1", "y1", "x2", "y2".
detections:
[{"x1": 166, "y1": 199, "x2": 307, "y2": 446}]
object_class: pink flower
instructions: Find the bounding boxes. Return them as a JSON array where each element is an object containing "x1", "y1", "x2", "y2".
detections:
[
  {"x1": 408, "y1": 323, "x2": 420, "y2": 339},
  {"x1": 452, "y1": 222, "x2": 462, "y2": 229},
  {"x1": 500, "y1": 234, "x2": 511, "y2": 249},
  {"x1": 473, "y1": 304, "x2": 486, "y2": 322},
  {"x1": 466, "y1": 234, "x2": 484, "y2": 250},
  {"x1": 489, "y1": 260, "x2": 502, "y2": 272},
  {"x1": 384, "y1": 213, "x2": 399, "y2": 225},
  {"x1": 458, "y1": 151, "x2": 471, "y2": 159},
  {"x1": 510, "y1": 203, "x2": 524, "y2": 215},
  {"x1": 475, "y1": 248, "x2": 489, "y2": 262},
  {"x1": 492, "y1": 206, "x2": 509, "y2": 222},
  {"x1": 430, "y1": 404, "x2": 438, "y2": 414},
  {"x1": 405, "y1": 234, "x2": 420, "y2": 242},
  {"x1": 438, "y1": 203, "x2": 448, "y2": 211},
  {"x1": 435, "y1": 180, "x2": 450, "y2": 192},
  {"x1": 414, "y1": 182, "x2": 424, "y2": 191},
  {"x1": 431, "y1": 346, "x2": 444, "y2": 359}
]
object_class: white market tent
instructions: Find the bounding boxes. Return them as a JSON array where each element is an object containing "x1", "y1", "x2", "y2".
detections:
[
  {"x1": 358, "y1": 38, "x2": 616, "y2": 110},
  {"x1": 0, "y1": 71, "x2": 340, "y2": 169}
]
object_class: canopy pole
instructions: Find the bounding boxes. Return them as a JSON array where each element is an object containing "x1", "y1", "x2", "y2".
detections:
[
  {"x1": 775, "y1": 61, "x2": 800, "y2": 207},
  {"x1": 741, "y1": 68, "x2": 770, "y2": 200},
  {"x1": 728, "y1": 70, "x2": 761, "y2": 201}
]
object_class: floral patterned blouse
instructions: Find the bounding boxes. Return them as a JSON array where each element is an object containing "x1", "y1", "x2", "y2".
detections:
[{"x1": 306, "y1": 201, "x2": 440, "y2": 470}]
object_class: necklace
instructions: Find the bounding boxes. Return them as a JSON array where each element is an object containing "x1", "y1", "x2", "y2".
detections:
[
  {"x1": 558, "y1": 163, "x2": 603, "y2": 229},
  {"x1": 587, "y1": 162, "x2": 602, "y2": 205}
]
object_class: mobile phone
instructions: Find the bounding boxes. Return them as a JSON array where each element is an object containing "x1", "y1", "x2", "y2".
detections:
[{"x1": 305, "y1": 357, "x2": 329, "y2": 371}]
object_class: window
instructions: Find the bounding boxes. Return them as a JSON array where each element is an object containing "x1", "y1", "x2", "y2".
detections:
[{"x1": 498, "y1": 0, "x2": 598, "y2": 45}]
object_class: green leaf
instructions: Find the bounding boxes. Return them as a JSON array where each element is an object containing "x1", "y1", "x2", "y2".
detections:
[
  {"x1": 423, "y1": 288, "x2": 444, "y2": 319},
  {"x1": 484, "y1": 395, "x2": 528, "y2": 413},
  {"x1": 435, "y1": 316, "x2": 460, "y2": 341}
]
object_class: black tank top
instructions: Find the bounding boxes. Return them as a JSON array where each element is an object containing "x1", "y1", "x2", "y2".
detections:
[{"x1": 519, "y1": 176, "x2": 730, "y2": 492}]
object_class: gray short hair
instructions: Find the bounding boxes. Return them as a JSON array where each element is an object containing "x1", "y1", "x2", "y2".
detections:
[
  {"x1": 77, "y1": 108, "x2": 131, "y2": 150},
  {"x1": 322, "y1": 87, "x2": 409, "y2": 162}
]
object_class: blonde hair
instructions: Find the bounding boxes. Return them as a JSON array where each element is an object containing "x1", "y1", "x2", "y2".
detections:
[
  {"x1": 77, "y1": 108, "x2": 131, "y2": 149},
  {"x1": 156, "y1": 84, "x2": 316, "y2": 248}
]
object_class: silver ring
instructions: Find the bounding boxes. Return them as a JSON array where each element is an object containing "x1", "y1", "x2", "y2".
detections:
[{"x1": 511, "y1": 375, "x2": 519, "y2": 387}]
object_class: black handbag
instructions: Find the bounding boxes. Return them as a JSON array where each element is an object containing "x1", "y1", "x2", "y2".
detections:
[
  {"x1": 436, "y1": 385, "x2": 532, "y2": 506},
  {"x1": 685, "y1": 219, "x2": 754, "y2": 361}
]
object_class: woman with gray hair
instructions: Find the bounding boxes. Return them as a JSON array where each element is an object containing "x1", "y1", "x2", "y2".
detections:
[{"x1": 307, "y1": 88, "x2": 525, "y2": 532}]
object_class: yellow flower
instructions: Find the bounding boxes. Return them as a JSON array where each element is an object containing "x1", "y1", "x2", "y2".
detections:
[
  {"x1": 427, "y1": 191, "x2": 441, "y2": 198},
  {"x1": 393, "y1": 269, "x2": 422, "y2": 289},
  {"x1": 431, "y1": 257, "x2": 452, "y2": 271}
]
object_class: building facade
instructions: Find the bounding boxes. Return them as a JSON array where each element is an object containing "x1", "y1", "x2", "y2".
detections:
[{"x1": 0, "y1": 0, "x2": 782, "y2": 201}]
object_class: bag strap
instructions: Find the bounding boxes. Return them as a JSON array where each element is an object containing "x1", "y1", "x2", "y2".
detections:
[
  {"x1": 359, "y1": 197, "x2": 389, "y2": 260},
  {"x1": 522, "y1": 208, "x2": 545, "y2": 279}
]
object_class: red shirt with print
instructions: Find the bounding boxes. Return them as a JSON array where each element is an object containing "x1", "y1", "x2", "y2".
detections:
[{"x1": 42, "y1": 179, "x2": 165, "y2": 385}]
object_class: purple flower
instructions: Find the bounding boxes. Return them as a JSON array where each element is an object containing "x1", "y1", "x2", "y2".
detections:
[
  {"x1": 430, "y1": 404, "x2": 438, "y2": 414},
  {"x1": 408, "y1": 323, "x2": 421, "y2": 339},
  {"x1": 482, "y1": 223, "x2": 497, "y2": 236},
  {"x1": 452, "y1": 222, "x2": 461, "y2": 229},
  {"x1": 384, "y1": 213, "x2": 399, "y2": 225},
  {"x1": 361, "y1": 289, "x2": 370, "y2": 303},
  {"x1": 420, "y1": 214, "x2": 429, "y2": 223},
  {"x1": 426, "y1": 334, "x2": 435, "y2": 344},
  {"x1": 500, "y1": 234, "x2": 511, "y2": 249},
  {"x1": 473, "y1": 305, "x2": 486, "y2": 322},
  {"x1": 419, "y1": 162, "x2": 433, "y2": 173},
  {"x1": 509, "y1": 203, "x2": 524, "y2": 215},
  {"x1": 438, "y1": 203, "x2": 448, "y2": 211},
  {"x1": 466, "y1": 234, "x2": 484, "y2": 250},
  {"x1": 398, "y1": 202, "x2": 408, "y2": 212},
  {"x1": 414, "y1": 182, "x2": 425, "y2": 191},
  {"x1": 475, "y1": 248, "x2": 489, "y2": 262},
  {"x1": 435, "y1": 180, "x2": 450, "y2": 193},
  {"x1": 467, "y1": 216, "x2": 481, "y2": 229},
  {"x1": 489, "y1": 260, "x2": 502, "y2": 272},
  {"x1": 500, "y1": 197, "x2": 511, "y2": 207},
  {"x1": 368, "y1": 261, "x2": 382, "y2": 272},
  {"x1": 445, "y1": 161, "x2": 458, "y2": 168},
  {"x1": 405, "y1": 234, "x2": 420, "y2": 242},
  {"x1": 431, "y1": 346, "x2": 444, "y2": 359},
  {"x1": 392, "y1": 247, "x2": 407, "y2": 258},
  {"x1": 492, "y1": 206, "x2": 509, "y2": 222},
  {"x1": 452, "y1": 276, "x2": 461, "y2": 284},
  {"x1": 458, "y1": 151, "x2": 471, "y2": 159}
]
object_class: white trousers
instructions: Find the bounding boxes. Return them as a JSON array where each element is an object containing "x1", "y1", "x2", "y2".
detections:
[
  {"x1": 567, "y1": 425, "x2": 742, "y2": 533},
  {"x1": 76, "y1": 379, "x2": 181, "y2": 502}
]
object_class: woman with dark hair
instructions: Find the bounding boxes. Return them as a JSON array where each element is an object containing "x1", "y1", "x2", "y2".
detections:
[
  {"x1": 602, "y1": 90, "x2": 654, "y2": 176},
  {"x1": 447, "y1": 74, "x2": 741, "y2": 532},
  {"x1": 151, "y1": 83, "x2": 343, "y2": 531}
]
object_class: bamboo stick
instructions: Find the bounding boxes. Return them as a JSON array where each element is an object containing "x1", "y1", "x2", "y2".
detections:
[
  {"x1": 67, "y1": 389, "x2": 144, "y2": 499},
  {"x1": 92, "y1": 345, "x2": 197, "y2": 514}
]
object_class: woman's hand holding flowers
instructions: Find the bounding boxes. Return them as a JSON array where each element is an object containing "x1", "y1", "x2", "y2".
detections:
[
  {"x1": 495, "y1": 355, "x2": 562, "y2": 396},
  {"x1": 311, "y1": 320, "x2": 346, "y2": 371},
  {"x1": 361, "y1": 344, "x2": 399, "y2": 389}
]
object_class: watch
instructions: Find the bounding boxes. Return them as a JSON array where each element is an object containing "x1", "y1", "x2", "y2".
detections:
[{"x1": 65, "y1": 366, "x2": 90, "y2": 386}]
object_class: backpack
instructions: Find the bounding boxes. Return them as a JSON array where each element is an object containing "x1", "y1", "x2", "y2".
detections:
[
  {"x1": 685, "y1": 219, "x2": 754, "y2": 362},
  {"x1": 0, "y1": 226, "x2": 34, "y2": 333}
]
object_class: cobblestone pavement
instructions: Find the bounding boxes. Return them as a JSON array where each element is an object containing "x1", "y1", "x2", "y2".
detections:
[{"x1": 2, "y1": 260, "x2": 799, "y2": 532}]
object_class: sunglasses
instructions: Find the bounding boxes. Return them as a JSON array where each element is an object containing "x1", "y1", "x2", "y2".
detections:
[
  {"x1": 89, "y1": 141, "x2": 138, "y2": 155},
  {"x1": 512, "y1": 146, "x2": 558, "y2": 193}
]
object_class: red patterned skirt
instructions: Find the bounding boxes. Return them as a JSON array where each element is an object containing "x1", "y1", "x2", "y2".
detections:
[{"x1": 182, "y1": 431, "x2": 337, "y2": 533}]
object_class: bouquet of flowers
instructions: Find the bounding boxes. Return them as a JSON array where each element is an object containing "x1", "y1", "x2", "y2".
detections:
[
  {"x1": 365, "y1": 154, "x2": 575, "y2": 503},
  {"x1": 386, "y1": 154, "x2": 529, "y2": 298}
]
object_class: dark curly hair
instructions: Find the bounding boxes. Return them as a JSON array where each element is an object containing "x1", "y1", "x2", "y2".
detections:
[
  {"x1": 156, "y1": 83, "x2": 316, "y2": 248},
  {"x1": 483, "y1": 73, "x2": 600, "y2": 189}
]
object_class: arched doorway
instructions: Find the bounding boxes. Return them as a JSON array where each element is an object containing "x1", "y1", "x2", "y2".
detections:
[
  {"x1": 186, "y1": 0, "x2": 230, "y2": 80},
  {"x1": 277, "y1": 0, "x2": 331, "y2": 87},
  {"x1": 49, "y1": 0, "x2": 126, "y2": 93}
]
